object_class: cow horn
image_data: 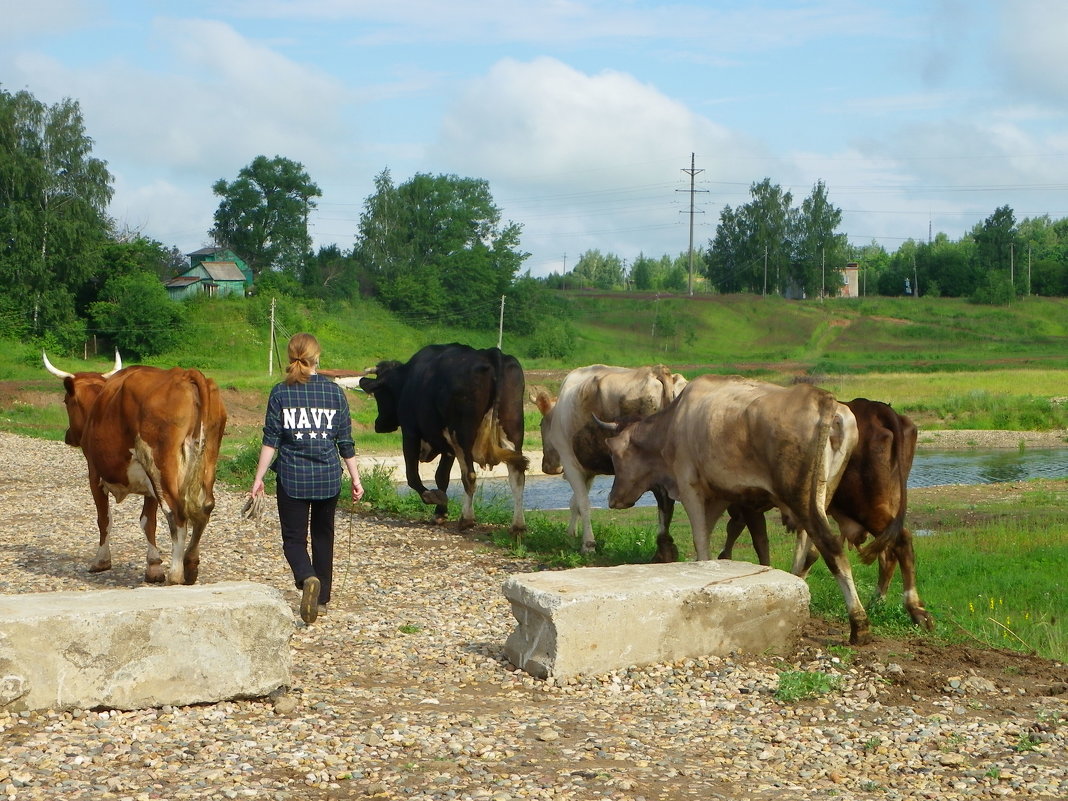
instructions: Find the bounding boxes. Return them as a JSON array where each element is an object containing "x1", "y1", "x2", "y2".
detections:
[
  {"x1": 102, "y1": 349, "x2": 122, "y2": 378},
  {"x1": 592, "y1": 414, "x2": 620, "y2": 433},
  {"x1": 42, "y1": 351, "x2": 74, "y2": 380}
]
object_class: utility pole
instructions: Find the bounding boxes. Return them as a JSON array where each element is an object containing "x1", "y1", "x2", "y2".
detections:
[
  {"x1": 497, "y1": 295, "x2": 505, "y2": 349},
  {"x1": 268, "y1": 297, "x2": 276, "y2": 377},
  {"x1": 1010, "y1": 242, "x2": 1015, "y2": 290},
  {"x1": 678, "y1": 153, "x2": 707, "y2": 295},
  {"x1": 763, "y1": 244, "x2": 768, "y2": 298}
]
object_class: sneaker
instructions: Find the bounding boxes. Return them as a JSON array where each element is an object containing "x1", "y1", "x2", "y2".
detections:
[
  {"x1": 317, "y1": 604, "x2": 328, "y2": 616},
  {"x1": 300, "y1": 577, "x2": 321, "y2": 624}
]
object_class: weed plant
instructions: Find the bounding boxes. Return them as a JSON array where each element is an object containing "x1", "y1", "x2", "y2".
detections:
[{"x1": 775, "y1": 670, "x2": 841, "y2": 702}]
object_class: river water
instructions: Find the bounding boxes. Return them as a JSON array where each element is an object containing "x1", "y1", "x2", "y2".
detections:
[{"x1": 451, "y1": 448, "x2": 1068, "y2": 512}]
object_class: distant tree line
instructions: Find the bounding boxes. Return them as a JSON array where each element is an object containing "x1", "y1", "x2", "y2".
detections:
[{"x1": 3, "y1": 86, "x2": 1066, "y2": 359}]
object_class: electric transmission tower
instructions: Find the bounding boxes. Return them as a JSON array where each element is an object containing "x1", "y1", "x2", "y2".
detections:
[{"x1": 678, "y1": 153, "x2": 708, "y2": 295}]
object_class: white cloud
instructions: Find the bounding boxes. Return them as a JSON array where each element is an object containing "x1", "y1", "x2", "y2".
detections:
[
  {"x1": 435, "y1": 57, "x2": 777, "y2": 191},
  {"x1": 996, "y1": 0, "x2": 1068, "y2": 102},
  {"x1": 430, "y1": 57, "x2": 774, "y2": 272},
  {"x1": 8, "y1": 17, "x2": 364, "y2": 251},
  {"x1": 0, "y1": 0, "x2": 94, "y2": 41}
]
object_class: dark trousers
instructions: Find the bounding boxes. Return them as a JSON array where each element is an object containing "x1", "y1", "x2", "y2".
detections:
[{"x1": 276, "y1": 482, "x2": 338, "y2": 605}]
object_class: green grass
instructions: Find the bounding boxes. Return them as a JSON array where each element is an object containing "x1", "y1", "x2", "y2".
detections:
[
  {"x1": 338, "y1": 463, "x2": 1068, "y2": 661},
  {"x1": 775, "y1": 670, "x2": 842, "y2": 702}
]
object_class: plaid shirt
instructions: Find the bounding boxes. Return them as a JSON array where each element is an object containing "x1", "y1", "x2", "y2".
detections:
[{"x1": 262, "y1": 374, "x2": 356, "y2": 500}]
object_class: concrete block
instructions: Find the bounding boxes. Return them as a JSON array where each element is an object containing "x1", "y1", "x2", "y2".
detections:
[
  {"x1": 503, "y1": 561, "x2": 809, "y2": 678},
  {"x1": 0, "y1": 581, "x2": 292, "y2": 712}
]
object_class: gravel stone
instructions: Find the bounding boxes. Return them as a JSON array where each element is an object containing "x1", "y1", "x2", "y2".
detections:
[{"x1": 0, "y1": 431, "x2": 1065, "y2": 801}]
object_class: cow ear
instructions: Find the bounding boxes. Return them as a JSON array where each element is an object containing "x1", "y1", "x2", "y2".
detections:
[
  {"x1": 533, "y1": 390, "x2": 554, "y2": 416},
  {"x1": 358, "y1": 376, "x2": 378, "y2": 393}
]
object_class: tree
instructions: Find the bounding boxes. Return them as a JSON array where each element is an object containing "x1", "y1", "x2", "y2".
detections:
[
  {"x1": 973, "y1": 205, "x2": 1019, "y2": 296},
  {"x1": 100, "y1": 236, "x2": 175, "y2": 280},
  {"x1": 915, "y1": 234, "x2": 978, "y2": 298},
  {"x1": 791, "y1": 181, "x2": 847, "y2": 298},
  {"x1": 89, "y1": 271, "x2": 185, "y2": 357},
  {"x1": 572, "y1": 249, "x2": 624, "y2": 290},
  {"x1": 354, "y1": 170, "x2": 528, "y2": 327},
  {"x1": 210, "y1": 155, "x2": 321, "y2": 281},
  {"x1": 705, "y1": 204, "x2": 747, "y2": 292},
  {"x1": 663, "y1": 253, "x2": 690, "y2": 292},
  {"x1": 705, "y1": 179, "x2": 793, "y2": 295},
  {"x1": 630, "y1": 253, "x2": 657, "y2": 290},
  {"x1": 0, "y1": 87, "x2": 113, "y2": 343},
  {"x1": 846, "y1": 240, "x2": 889, "y2": 297},
  {"x1": 301, "y1": 244, "x2": 362, "y2": 300}
]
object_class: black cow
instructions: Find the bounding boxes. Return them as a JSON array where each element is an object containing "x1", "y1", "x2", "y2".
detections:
[{"x1": 359, "y1": 344, "x2": 528, "y2": 534}]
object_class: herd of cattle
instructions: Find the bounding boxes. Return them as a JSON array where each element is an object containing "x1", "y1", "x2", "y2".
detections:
[{"x1": 44, "y1": 342, "x2": 934, "y2": 646}]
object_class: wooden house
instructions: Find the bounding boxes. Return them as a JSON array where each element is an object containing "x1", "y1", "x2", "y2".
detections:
[{"x1": 165, "y1": 247, "x2": 252, "y2": 300}]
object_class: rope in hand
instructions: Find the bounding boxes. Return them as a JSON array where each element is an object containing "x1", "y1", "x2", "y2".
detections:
[
  {"x1": 241, "y1": 492, "x2": 268, "y2": 521},
  {"x1": 335, "y1": 495, "x2": 356, "y2": 598}
]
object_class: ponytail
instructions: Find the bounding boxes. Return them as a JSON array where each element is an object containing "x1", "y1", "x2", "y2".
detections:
[{"x1": 284, "y1": 332, "x2": 321, "y2": 385}]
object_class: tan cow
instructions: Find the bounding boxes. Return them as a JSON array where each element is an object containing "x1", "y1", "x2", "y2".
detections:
[
  {"x1": 601, "y1": 375, "x2": 878, "y2": 645},
  {"x1": 533, "y1": 364, "x2": 686, "y2": 557},
  {"x1": 45, "y1": 352, "x2": 227, "y2": 584}
]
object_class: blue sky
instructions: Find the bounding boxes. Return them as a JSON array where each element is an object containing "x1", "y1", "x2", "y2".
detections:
[{"x1": 4, "y1": 0, "x2": 1068, "y2": 277}]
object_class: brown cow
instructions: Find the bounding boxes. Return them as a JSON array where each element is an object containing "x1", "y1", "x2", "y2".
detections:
[
  {"x1": 601, "y1": 375, "x2": 878, "y2": 644},
  {"x1": 44, "y1": 352, "x2": 227, "y2": 584},
  {"x1": 533, "y1": 364, "x2": 686, "y2": 558},
  {"x1": 720, "y1": 398, "x2": 933, "y2": 629}
]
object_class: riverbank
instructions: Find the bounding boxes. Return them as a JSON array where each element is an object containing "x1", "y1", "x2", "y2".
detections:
[{"x1": 364, "y1": 428, "x2": 1068, "y2": 482}]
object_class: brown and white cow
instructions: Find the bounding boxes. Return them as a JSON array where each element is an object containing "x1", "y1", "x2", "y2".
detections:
[
  {"x1": 45, "y1": 352, "x2": 227, "y2": 585},
  {"x1": 720, "y1": 398, "x2": 933, "y2": 629},
  {"x1": 533, "y1": 364, "x2": 686, "y2": 558},
  {"x1": 359, "y1": 343, "x2": 528, "y2": 534},
  {"x1": 601, "y1": 374, "x2": 879, "y2": 645}
]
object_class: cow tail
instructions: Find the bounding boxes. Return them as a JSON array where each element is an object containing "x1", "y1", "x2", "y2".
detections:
[
  {"x1": 477, "y1": 350, "x2": 529, "y2": 472},
  {"x1": 653, "y1": 364, "x2": 674, "y2": 406},
  {"x1": 181, "y1": 371, "x2": 226, "y2": 523},
  {"x1": 807, "y1": 391, "x2": 839, "y2": 536}
]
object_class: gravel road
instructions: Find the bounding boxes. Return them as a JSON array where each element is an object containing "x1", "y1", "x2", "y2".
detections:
[{"x1": 0, "y1": 431, "x2": 1065, "y2": 801}]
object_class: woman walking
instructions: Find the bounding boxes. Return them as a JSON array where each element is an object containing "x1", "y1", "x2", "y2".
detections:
[{"x1": 251, "y1": 333, "x2": 364, "y2": 624}]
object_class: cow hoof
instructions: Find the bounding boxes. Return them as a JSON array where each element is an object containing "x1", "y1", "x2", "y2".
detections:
[
  {"x1": 849, "y1": 626, "x2": 874, "y2": 646},
  {"x1": 432, "y1": 515, "x2": 448, "y2": 526},
  {"x1": 911, "y1": 608, "x2": 936, "y2": 630},
  {"x1": 421, "y1": 489, "x2": 449, "y2": 506},
  {"x1": 651, "y1": 548, "x2": 679, "y2": 564},
  {"x1": 144, "y1": 570, "x2": 166, "y2": 584},
  {"x1": 457, "y1": 519, "x2": 475, "y2": 532},
  {"x1": 88, "y1": 561, "x2": 112, "y2": 574},
  {"x1": 579, "y1": 542, "x2": 597, "y2": 555}
]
